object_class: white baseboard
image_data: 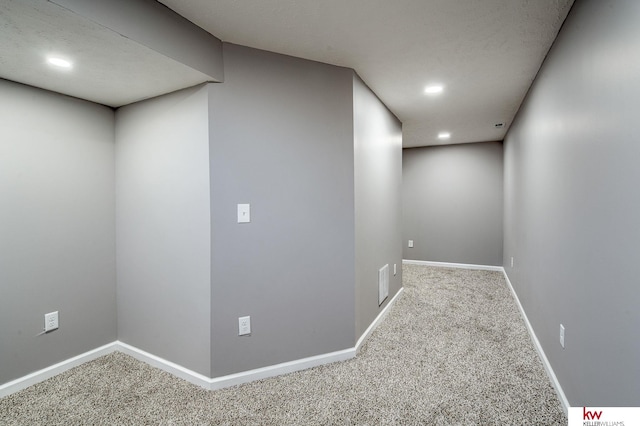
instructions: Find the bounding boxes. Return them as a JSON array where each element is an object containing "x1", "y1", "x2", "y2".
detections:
[
  {"x1": 501, "y1": 270, "x2": 569, "y2": 415},
  {"x1": 1, "y1": 286, "x2": 406, "y2": 397},
  {"x1": 0, "y1": 341, "x2": 357, "y2": 397},
  {"x1": 403, "y1": 259, "x2": 569, "y2": 415},
  {"x1": 117, "y1": 341, "x2": 356, "y2": 390},
  {"x1": 209, "y1": 347, "x2": 355, "y2": 390},
  {"x1": 1, "y1": 301, "x2": 399, "y2": 396},
  {"x1": 120, "y1": 286, "x2": 405, "y2": 390},
  {"x1": 402, "y1": 259, "x2": 503, "y2": 271},
  {"x1": 114, "y1": 342, "x2": 212, "y2": 389},
  {"x1": 5, "y1": 270, "x2": 566, "y2": 416},
  {"x1": 356, "y1": 287, "x2": 404, "y2": 353},
  {"x1": 0, "y1": 342, "x2": 117, "y2": 398}
]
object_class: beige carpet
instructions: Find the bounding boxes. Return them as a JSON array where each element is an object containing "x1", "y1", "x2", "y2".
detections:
[{"x1": 0, "y1": 264, "x2": 566, "y2": 425}]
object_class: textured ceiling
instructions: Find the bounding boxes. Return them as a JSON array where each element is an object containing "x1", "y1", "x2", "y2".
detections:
[
  {"x1": 0, "y1": 0, "x2": 213, "y2": 107},
  {"x1": 159, "y1": 0, "x2": 574, "y2": 147},
  {"x1": 0, "y1": 0, "x2": 574, "y2": 147}
]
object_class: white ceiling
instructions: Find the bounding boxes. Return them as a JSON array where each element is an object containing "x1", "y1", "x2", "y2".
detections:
[
  {"x1": 0, "y1": 0, "x2": 213, "y2": 107},
  {"x1": 0, "y1": 0, "x2": 574, "y2": 148}
]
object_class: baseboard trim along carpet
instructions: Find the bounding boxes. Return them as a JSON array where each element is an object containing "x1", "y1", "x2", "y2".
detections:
[
  {"x1": 0, "y1": 344, "x2": 354, "y2": 397},
  {"x1": 210, "y1": 347, "x2": 355, "y2": 390},
  {"x1": 355, "y1": 287, "x2": 404, "y2": 353},
  {"x1": 0, "y1": 343, "x2": 355, "y2": 396},
  {"x1": 117, "y1": 340, "x2": 358, "y2": 390},
  {"x1": 115, "y1": 342, "x2": 213, "y2": 388},
  {"x1": 1, "y1": 286, "x2": 404, "y2": 397},
  {"x1": 501, "y1": 270, "x2": 570, "y2": 416},
  {"x1": 401, "y1": 258, "x2": 569, "y2": 416},
  {"x1": 402, "y1": 259, "x2": 503, "y2": 272},
  {"x1": 0, "y1": 342, "x2": 117, "y2": 398}
]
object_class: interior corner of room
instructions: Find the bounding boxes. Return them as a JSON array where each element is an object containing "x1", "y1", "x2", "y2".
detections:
[{"x1": 1, "y1": 0, "x2": 639, "y2": 411}]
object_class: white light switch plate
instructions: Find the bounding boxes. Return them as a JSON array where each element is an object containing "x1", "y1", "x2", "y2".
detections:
[
  {"x1": 408, "y1": 240, "x2": 414, "y2": 248},
  {"x1": 237, "y1": 204, "x2": 250, "y2": 223}
]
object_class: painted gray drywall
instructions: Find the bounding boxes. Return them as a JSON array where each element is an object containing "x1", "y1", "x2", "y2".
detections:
[
  {"x1": 353, "y1": 74, "x2": 403, "y2": 339},
  {"x1": 208, "y1": 44, "x2": 355, "y2": 376},
  {"x1": 50, "y1": 0, "x2": 223, "y2": 82},
  {"x1": 403, "y1": 142, "x2": 503, "y2": 266},
  {"x1": 115, "y1": 84, "x2": 211, "y2": 376},
  {"x1": 0, "y1": 79, "x2": 116, "y2": 385},
  {"x1": 504, "y1": 0, "x2": 640, "y2": 406}
]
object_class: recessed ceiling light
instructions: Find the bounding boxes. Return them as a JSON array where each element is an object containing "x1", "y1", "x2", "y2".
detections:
[
  {"x1": 438, "y1": 132, "x2": 451, "y2": 140},
  {"x1": 424, "y1": 84, "x2": 444, "y2": 95},
  {"x1": 47, "y1": 56, "x2": 72, "y2": 69}
]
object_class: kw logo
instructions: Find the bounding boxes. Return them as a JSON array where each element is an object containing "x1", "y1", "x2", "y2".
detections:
[{"x1": 583, "y1": 407, "x2": 603, "y2": 420}]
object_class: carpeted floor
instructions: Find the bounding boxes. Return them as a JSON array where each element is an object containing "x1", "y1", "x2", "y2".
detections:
[{"x1": 0, "y1": 265, "x2": 566, "y2": 425}]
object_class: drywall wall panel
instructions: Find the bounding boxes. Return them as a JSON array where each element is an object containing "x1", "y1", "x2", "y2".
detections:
[
  {"x1": 208, "y1": 44, "x2": 355, "y2": 376},
  {"x1": 503, "y1": 0, "x2": 640, "y2": 405},
  {"x1": 115, "y1": 84, "x2": 211, "y2": 376},
  {"x1": 50, "y1": 0, "x2": 223, "y2": 81},
  {"x1": 403, "y1": 142, "x2": 503, "y2": 266},
  {"x1": 0, "y1": 79, "x2": 116, "y2": 384},
  {"x1": 353, "y1": 74, "x2": 403, "y2": 339}
]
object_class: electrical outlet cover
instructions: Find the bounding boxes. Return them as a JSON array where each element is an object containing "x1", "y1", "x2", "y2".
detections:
[
  {"x1": 45, "y1": 311, "x2": 59, "y2": 332},
  {"x1": 239, "y1": 316, "x2": 251, "y2": 336}
]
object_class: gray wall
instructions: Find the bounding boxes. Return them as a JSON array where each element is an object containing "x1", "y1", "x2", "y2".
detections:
[
  {"x1": 353, "y1": 74, "x2": 403, "y2": 339},
  {"x1": 115, "y1": 84, "x2": 211, "y2": 376},
  {"x1": 0, "y1": 42, "x2": 405, "y2": 385},
  {"x1": 403, "y1": 142, "x2": 503, "y2": 266},
  {"x1": 208, "y1": 44, "x2": 355, "y2": 376},
  {"x1": 0, "y1": 79, "x2": 116, "y2": 384},
  {"x1": 504, "y1": 0, "x2": 640, "y2": 406}
]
